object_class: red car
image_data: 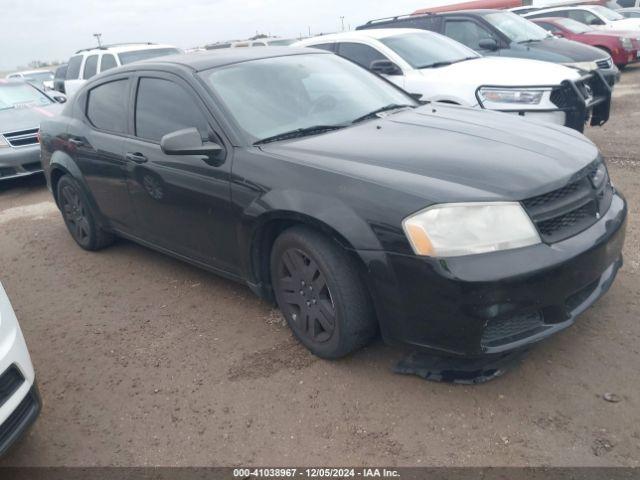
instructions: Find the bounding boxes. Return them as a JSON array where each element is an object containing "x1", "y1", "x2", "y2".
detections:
[{"x1": 532, "y1": 17, "x2": 640, "y2": 69}]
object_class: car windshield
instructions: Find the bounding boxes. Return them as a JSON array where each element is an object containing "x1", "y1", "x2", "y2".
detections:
[
  {"x1": 485, "y1": 11, "x2": 551, "y2": 42},
  {"x1": 118, "y1": 47, "x2": 182, "y2": 65},
  {"x1": 379, "y1": 32, "x2": 479, "y2": 69},
  {"x1": 553, "y1": 18, "x2": 592, "y2": 34},
  {"x1": 0, "y1": 82, "x2": 52, "y2": 110},
  {"x1": 592, "y1": 6, "x2": 624, "y2": 21},
  {"x1": 199, "y1": 53, "x2": 416, "y2": 143}
]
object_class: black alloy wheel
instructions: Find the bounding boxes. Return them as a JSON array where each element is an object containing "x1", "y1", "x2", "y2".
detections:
[{"x1": 271, "y1": 226, "x2": 377, "y2": 359}]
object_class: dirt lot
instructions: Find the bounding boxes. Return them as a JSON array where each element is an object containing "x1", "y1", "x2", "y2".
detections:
[{"x1": 1, "y1": 67, "x2": 639, "y2": 468}]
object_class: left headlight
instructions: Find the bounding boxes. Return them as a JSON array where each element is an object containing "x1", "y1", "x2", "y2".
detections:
[
  {"x1": 402, "y1": 202, "x2": 541, "y2": 257},
  {"x1": 477, "y1": 87, "x2": 547, "y2": 109}
]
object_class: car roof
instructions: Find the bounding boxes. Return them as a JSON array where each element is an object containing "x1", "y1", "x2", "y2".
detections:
[
  {"x1": 121, "y1": 47, "x2": 330, "y2": 73},
  {"x1": 526, "y1": 5, "x2": 597, "y2": 14},
  {"x1": 618, "y1": 7, "x2": 640, "y2": 11},
  {"x1": 298, "y1": 28, "x2": 436, "y2": 43},
  {"x1": 74, "y1": 43, "x2": 178, "y2": 55}
]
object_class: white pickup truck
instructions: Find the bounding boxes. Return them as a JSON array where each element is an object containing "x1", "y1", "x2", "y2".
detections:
[{"x1": 294, "y1": 28, "x2": 611, "y2": 132}]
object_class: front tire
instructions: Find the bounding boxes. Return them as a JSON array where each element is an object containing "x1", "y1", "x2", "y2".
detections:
[
  {"x1": 270, "y1": 226, "x2": 377, "y2": 359},
  {"x1": 57, "y1": 175, "x2": 114, "y2": 251}
]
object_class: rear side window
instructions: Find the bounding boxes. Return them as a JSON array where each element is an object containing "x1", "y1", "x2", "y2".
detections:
[
  {"x1": 337, "y1": 43, "x2": 387, "y2": 69},
  {"x1": 83, "y1": 55, "x2": 99, "y2": 79},
  {"x1": 617, "y1": 0, "x2": 635, "y2": 6},
  {"x1": 86, "y1": 79, "x2": 129, "y2": 133},
  {"x1": 444, "y1": 20, "x2": 496, "y2": 50},
  {"x1": 135, "y1": 77, "x2": 209, "y2": 142},
  {"x1": 66, "y1": 55, "x2": 83, "y2": 80},
  {"x1": 100, "y1": 54, "x2": 117, "y2": 72}
]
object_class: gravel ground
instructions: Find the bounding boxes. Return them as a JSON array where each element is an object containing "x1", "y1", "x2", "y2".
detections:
[{"x1": 0, "y1": 66, "x2": 639, "y2": 467}]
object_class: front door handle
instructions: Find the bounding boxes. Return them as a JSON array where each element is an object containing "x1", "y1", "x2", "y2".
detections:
[
  {"x1": 125, "y1": 152, "x2": 148, "y2": 164},
  {"x1": 68, "y1": 138, "x2": 84, "y2": 147}
]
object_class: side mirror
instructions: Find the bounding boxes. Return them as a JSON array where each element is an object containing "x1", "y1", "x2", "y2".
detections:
[
  {"x1": 52, "y1": 95, "x2": 67, "y2": 104},
  {"x1": 478, "y1": 38, "x2": 499, "y2": 51},
  {"x1": 589, "y1": 18, "x2": 604, "y2": 26},
  {"x1": 369, "y1": 59, "x2": 402, "y2": 76},
  {"x1": 160, "y1": 128, "x2": 223, "y2": 157},
  {"x1": 554, "y1": 32, "x2": 564, "y2": 38}
]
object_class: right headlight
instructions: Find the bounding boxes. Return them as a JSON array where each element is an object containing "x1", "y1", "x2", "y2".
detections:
[
  {"x1": 402, "y1": 202, "x2": 541, "y2": 257},
  {"x1": 621, "y1": 37, "x2": 633, "y2": 50},
  {"x1": 0, "y1": 135, "x2": 9, "y2": 149},
  {"x1": 478, "y1": 87, "x2": 547, "y2": 109}
]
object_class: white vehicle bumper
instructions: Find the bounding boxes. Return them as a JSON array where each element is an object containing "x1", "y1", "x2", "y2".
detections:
[{"x1": 0, "y1": 282, "x2": 40, "y2": 457}]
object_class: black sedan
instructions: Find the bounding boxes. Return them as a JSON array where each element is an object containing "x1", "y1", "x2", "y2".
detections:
[{"x1": 39, "y1": 48, "x2": 626, "y2": 360}]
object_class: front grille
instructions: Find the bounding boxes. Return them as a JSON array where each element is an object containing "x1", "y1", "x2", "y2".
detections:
[
  {"x1": 596, "y1": 58, "x2": 612, "y2": 69},
  {"x1": 2, "y1": 128, "x2": 39, "y2": 148},
  {"x1": 0, "y1": 386, "x2": 39, "y2": 455},
  {"x1": 482, "y1": 311, "x2": 544, "y2": 347},
  {"x1": 0, "y1": 365, "x2": 25, "y2": 409},
  {"x1": 0, "y1": 167, "x2": 17, "y2": 177},
  {"x1": 522, "y1": 161, "x2": 613, "y2": 243}
]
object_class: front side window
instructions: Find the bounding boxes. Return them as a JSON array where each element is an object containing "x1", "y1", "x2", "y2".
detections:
[
  {"x1": 484, "y1": 11, "x2": 550, "y2": 42},
  {"x1": 66, "y1": 55, "x2": 83, "y2": 80},
  {"x1": 83, "y1": 55, "x2": 99, "y2": 79},
  {"x1": 379, "y1": 32, "x2": 479, "y2": 68},
  {"x1": 117, "y1": 48, "x2": 181, "y2": 65},
  {"x1": 100, "y1": 54, "x2": 117, "y2": 72},
  {"x1": 0, "y1": 83, "x2": 52, "y2": 110},
  {"x1": 337, "y1": 43, "x2": 387, "y2": 69},
  {"x1": 86, "y1": 79, "x2": 128, "y2": 133},
  {"x1": 567, "y1": 9, "x2": 604, "y2": 25},
  {"x1": 617, "y1": 0, "x2": 635, "y2": 6},
  {"x1": 135, "y1": 77, "x2": 209, "y2": 142},
  {"x1": 199, "y1": 53, "x2": 415, "y2": 143},
  {"x1": 444, "y1": 20, "x2": 497, "y2": 50},
  {"x1": 306, "y1": 43, "x2": 335, "y2": 52}
]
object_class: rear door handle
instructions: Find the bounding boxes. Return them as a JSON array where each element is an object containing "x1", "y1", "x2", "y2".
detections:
[
  {"x1": 68, "y1": 138, "x2": 84, "y2": 147},
  {"x1": 125, "y1": 152, "x2": 148, "y2": 164}
]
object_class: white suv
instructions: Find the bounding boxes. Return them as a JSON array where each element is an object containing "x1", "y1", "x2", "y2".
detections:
[
  {"x1": 64, "y1": 43, "x2": 182, "y2": 97},
  {"x1": 294, "y1": 29, "x2": 611, "y2": 132}
]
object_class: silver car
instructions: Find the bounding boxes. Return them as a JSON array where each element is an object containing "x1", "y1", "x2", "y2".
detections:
[{"x1": 0, "y1": 80, "x2": 64, "y2": 181}]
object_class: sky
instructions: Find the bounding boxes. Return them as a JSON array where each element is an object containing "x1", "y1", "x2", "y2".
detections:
[{"x1": 0, "y1": 0, "x2": 465, "y2": 71}]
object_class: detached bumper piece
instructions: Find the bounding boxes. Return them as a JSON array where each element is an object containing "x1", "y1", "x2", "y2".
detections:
[
  {"x1": 550, "y1": 71, "x2": 612, "y2": 132},
  {"x1": 0, "y1": 384, "x2": 41, "y2": 457},
  {"x1": 395, "y1": 349, "x2": 528, "y2": 384}
]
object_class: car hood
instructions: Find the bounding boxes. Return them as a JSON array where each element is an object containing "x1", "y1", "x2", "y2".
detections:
[
  {"x1": 260, "y1": 104, "x2": 598, "y2": 203},
  {"x1": 418, "y1": 56, "x2": 580, "y2": 85},
  {"x1": 0, "y1": 102, "x2": 62, "y2": 133},
  {"x1": 611, "y1": 18, "x2": 640, "y2": 30},
  {"x1": 512, "y1": 37, "x2": 610, "y2": 62}
]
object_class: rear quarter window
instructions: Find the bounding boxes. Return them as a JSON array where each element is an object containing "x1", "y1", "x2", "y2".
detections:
[{"x1": 86, "y1": 79, "x2": 129, "y2": 134}]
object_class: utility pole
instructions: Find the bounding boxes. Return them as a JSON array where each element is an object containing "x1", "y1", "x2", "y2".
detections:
[
  {"x1": 93, "y1": 33, "x2": 102, "y2": 47},
  {"x1": 340, "y1": 16, "x2": 345, "y2": 32}
]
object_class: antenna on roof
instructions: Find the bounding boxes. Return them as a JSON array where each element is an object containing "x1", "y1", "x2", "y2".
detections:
[{"x1": 93, "y1": 33, "x2": 103, "y2": 48}]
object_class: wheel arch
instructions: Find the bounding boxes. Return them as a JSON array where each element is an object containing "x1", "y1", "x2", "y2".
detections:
[{"x1": 247, "y1": 210, "x2": 374, "y2": 303}]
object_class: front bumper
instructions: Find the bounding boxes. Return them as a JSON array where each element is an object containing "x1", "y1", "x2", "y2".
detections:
[
  {"x1": 360, "y1": 191, "x2": 627, "y2": 358},
  {"x1": 0, "y1": 145, "x2": 43, "y2": 181},
  {"x1": 0, "y1": 283, "x2": 39, "y2": 457}
]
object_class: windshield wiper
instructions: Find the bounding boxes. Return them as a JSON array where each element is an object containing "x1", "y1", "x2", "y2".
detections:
[
  {"x1": 351, "y1": 104, "x2": 414, "y2": 124},
  {"x1": 518, "y1": 38, "x2": 542, "y2": 44},
  {"x1": 254, "y1": 125, "x2": 346, "y2": 145},
  {"x1": 418, "y1": 61, "x2": 452, "y2": 69}
]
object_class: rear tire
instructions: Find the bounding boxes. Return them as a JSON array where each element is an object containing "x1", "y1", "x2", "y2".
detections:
[
  {"x1": 270, "y1": 226, "x2": 377, "y2": 359},
  {"x1": 57, "y1": 175, "x2": 114, "y2": 251}
]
